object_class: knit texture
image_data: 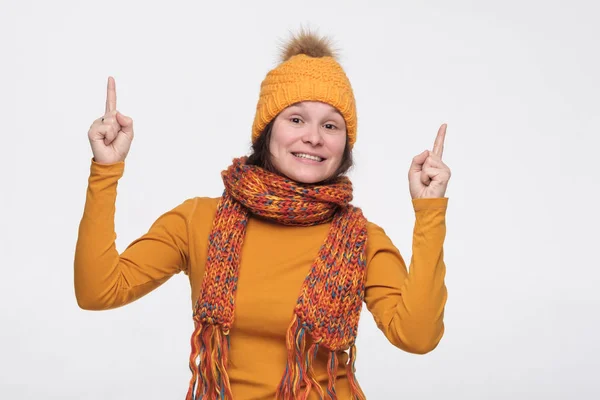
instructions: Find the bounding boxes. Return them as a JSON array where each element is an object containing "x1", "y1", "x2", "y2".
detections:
[
  {"x1": 251, "y1": 54, "x2": 358, "y2": 148},
  {"x1": 186, "y1": 157, "x2": 368, "y2": 400}
]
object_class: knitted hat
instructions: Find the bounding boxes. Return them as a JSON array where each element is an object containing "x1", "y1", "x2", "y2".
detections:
[{"x1": 251, "y1": 30, "x2": 358, "y2": 148}]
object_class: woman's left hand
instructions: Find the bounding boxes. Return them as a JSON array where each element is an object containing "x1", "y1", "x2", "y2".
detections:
[{"x1": 408, "y1": 124, "x2": 452, "y2": 199}]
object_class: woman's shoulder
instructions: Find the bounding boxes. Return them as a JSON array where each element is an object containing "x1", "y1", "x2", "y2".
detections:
[
  {"x1": 185, "y1": 195, "x2": 221, "y2": 212},
  {"x1": 366, "y1": 220, "x2": 384, "y2": 235},
  {"x1": 364, "y1": 219, "x2": 401, "y2": 260},
  {"x1": 365, "y1": 220, "x2": 392, "y2": 243},
  {"x1": 164, "y1": 196, "x2": 222, "y2": 225}
]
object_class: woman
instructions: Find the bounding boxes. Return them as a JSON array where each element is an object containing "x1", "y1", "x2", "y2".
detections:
[{"x1": 75, "y1": 30, "x2": 451, "y2": 400}]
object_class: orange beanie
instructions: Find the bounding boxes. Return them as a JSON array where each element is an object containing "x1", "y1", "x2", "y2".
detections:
[{"x1": 251, "y1": 30, "x2": 358, "y2": 148}]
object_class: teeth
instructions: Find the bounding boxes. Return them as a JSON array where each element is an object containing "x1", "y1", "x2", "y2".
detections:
[{"x1": 294, "y1": 153, "x2": 323, "y2": 162}]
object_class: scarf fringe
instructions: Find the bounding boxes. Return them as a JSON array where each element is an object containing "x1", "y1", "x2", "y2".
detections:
[
  {"x1": 326, "y1": 351, "x2": 338, "y2": 398},
  {"x1": 346, "y1": 344, "x2": 366, "y2": 400},
  {"x1": 186, "y1": 319, "x2": 234, "y2": 400},
  {"x1": 275, "y1": 314, "x2": 367, "y2": 400}
]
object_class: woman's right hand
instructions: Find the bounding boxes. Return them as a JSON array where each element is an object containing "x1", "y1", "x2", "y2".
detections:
[{"x1": 88, "y1": 76, "x2": 134, "y2": 164}]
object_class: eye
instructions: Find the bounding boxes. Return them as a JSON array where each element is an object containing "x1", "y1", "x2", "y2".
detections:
[
  {"x1": 290, "y1": 117, "x2": 303, "y2": 124},
  {"x1": 324, "y1": 123, "x2": 337, "y2": 130}
]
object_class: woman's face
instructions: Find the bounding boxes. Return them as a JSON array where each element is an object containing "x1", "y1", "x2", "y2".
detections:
[{"x1": 269, "y1": 101, "x2": 347, "y2": 184}]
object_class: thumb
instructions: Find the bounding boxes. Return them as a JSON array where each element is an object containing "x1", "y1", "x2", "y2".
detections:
[
  {"x1": 409, "y1": 150, "x2": 430, "y2": 171},
  {"x1": 116, "y1": 111, "x2": 134, "y2": 135}
]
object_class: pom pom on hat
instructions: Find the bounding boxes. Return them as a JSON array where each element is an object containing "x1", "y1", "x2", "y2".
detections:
[
  {"x1": 251, "y1": 29, "x2": 358, "y2": 148},
  {"x1": 279, "y1": 28, "x2": 337, "y2": 61}
]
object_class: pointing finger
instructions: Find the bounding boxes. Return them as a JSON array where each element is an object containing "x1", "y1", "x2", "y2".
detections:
[
  {"x1": 105, "y1": 76, "x2": 117, "y2": 114},
  {"x1": 432, "y1": 123, "x2": 447, "y2": 158}
]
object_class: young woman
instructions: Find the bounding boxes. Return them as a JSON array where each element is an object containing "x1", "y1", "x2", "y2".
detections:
[{"x1": 75, "y1": 30, "x2": 451, "y2": 400}]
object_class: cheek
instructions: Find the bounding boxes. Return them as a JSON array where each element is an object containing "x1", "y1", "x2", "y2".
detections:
[
  {"x1": 329, "y1": 135, "x2": 347, "y2": 159},
  {"x1": 270, "y1": 121, "x2": 293, "y2": 150},
  {"x1": 269, "y1": 126, "x2": 285, "y2": 155}
]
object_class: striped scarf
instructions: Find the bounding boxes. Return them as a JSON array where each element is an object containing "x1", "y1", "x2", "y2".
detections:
[{"x1": 186, "y1": 157, "x2": 368, "y2": 400}]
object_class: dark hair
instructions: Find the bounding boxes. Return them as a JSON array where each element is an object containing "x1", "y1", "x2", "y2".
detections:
[{"x1": 246, "y1": 120, "x2": 354, "y2": 184}]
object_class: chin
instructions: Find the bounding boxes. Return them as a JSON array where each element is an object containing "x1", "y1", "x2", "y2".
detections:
[
  {"x1": 287, "y1": 173, "x2": 327, "y2": 184},
  {"x1": 272, "y1": 157, "x2": 338, "y2": 184},
  {"x1": 281, "y1": 166, "x2": 334, "y2": 184}
]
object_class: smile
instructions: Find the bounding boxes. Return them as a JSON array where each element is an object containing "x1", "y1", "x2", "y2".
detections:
[{"x1": 292, "y1": 153, "x2": 324, "y2": 162}]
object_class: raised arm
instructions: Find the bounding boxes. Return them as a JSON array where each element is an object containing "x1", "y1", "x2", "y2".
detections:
[
  {"x1": 74, "y1": 76, "x2": 193, "y2": 310},
  {"x1": 74, "y1": 160, "x2": 195, "y2": 310},
  {"x1": 364, "y1": 197, "x2": 448, "y2": 354}
]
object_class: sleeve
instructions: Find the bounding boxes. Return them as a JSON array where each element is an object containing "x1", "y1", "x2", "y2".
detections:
[
  {"x1": 73, "y1": 158, "x2": 196, "y2": 311},
  {"x1": 364, "y1": 197, "x2": 448, "y2": 354}
]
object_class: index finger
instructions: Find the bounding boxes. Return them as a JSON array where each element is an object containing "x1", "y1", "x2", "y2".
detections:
[
  {"x1": 432, "y1": 123, "x2": 447, "y2": 158},
  {"x1": 105, "y1": 76, "x2": 117, "y2": 114}
]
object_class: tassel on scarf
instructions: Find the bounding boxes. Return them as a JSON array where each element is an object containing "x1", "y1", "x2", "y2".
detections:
[
  {"x1": 186, "y1": 317, "x2": 233, "y2": 400},
  {"x1": 276, "y1": 314, "x2": 325, "y2": 400},
  {"x1": 187, "y1": 315, "x2": 366, "y2": 400},
  {"x1": 276, "y1": 314, "x2": 369, "y2": 400},
  {"x1": 326, "y1": 345, "x2": 367, "y2": 400},
  {"x1": 304, "y1": 342, "x2": 325, "y2": 399},
  {"x1": 326, "y1": 351, "x2": 338, "y2": 399},
  {"x1": 346, "y1": 344, "x2": 366, "y2": 400}
]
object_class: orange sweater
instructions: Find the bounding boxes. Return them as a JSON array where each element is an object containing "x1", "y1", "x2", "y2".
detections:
[{"x1": 74, "y1": 160, "x2": 448, "y2": 399}]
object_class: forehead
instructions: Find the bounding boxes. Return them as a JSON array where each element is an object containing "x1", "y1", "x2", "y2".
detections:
[{"x1": 286, "y1": 101, "x2": 343, "y2": 116}]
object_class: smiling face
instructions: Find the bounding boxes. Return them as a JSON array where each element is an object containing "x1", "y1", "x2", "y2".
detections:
[{"x1": 269, "y1": 101, "x2": 348, "y2": 184}]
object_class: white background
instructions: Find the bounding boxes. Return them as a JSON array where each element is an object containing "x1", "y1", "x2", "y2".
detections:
[{"x1": 1, "y1": 0, "x2": 599, "y2": 399}]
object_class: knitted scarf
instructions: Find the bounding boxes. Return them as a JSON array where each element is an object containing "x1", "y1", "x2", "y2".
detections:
[{"x1": 186, "y1": 157, "x2": 368, "y2": 400}]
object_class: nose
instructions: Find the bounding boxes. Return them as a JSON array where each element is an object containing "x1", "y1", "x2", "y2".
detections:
[{"x1": 301, "y1": 123, "x2": 324, "y2": 146}]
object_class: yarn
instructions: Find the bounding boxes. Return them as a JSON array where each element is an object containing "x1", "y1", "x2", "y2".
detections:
[{"x1": 186, "y1": 157, "x2": 368, "y2": 399}]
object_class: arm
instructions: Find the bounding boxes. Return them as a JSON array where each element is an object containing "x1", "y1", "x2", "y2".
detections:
[
  {"x1": 74, "y1": 159, "x2": 195, "y2": 310},
  {"x1": 364, "y1": 197, "x2": 448, "y2": 354}
]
